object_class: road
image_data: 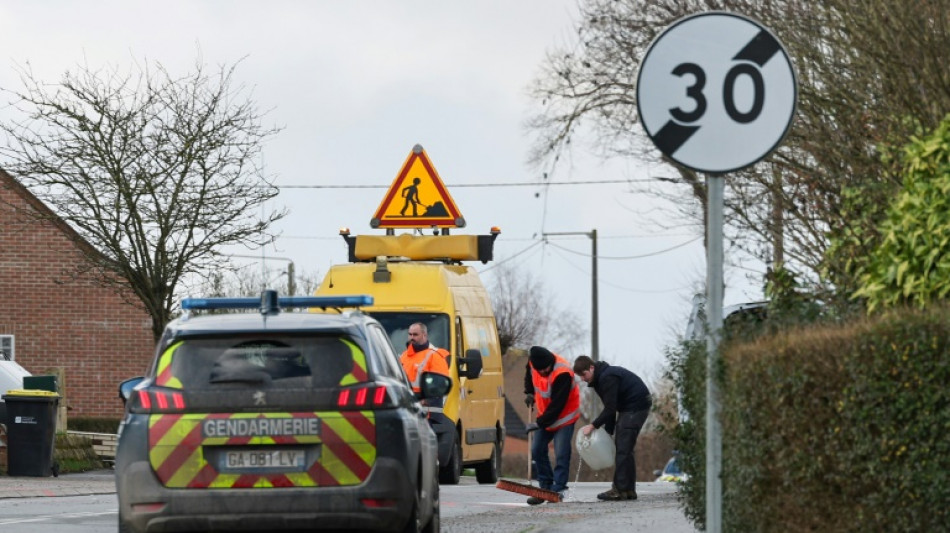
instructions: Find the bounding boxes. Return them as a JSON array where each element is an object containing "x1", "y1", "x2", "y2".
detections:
[
  {"x1": 443, "y1": 477, "x2": 696, "y2": 533},
  {"x1": 0, "y1": 493, "x2": 116, "y2": 532},
  {"x1": 0, "y1": 476, "x2": 697, "y2": 532}
]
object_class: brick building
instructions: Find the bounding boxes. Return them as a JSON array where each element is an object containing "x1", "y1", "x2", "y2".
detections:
[{"x1": 0, "y1": 169, "x2": 154, "y2": 420}]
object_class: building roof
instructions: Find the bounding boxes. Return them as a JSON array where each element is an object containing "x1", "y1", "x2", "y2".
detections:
[
  {"x1": 0, "y1": 167, "x2": 103, "y2": 261},
  {"x1": 504, "y1": 397, "x2": 528, "y2": 440}
]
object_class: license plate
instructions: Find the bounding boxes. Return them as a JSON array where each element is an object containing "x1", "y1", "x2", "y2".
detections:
[{"x1": 223, "y1": 449, "x2": 305, "y2": 470}]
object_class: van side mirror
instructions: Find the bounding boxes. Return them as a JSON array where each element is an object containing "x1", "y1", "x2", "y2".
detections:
[
  {"x1": 419, "y1": 372, "x2": 453, "y2": 399},
  {"x1": 118, "y1": 376, "x2": 145, "y2": 405},
  {"x1": 458, "y1": 348, "x2": 483, "y2": 379}
]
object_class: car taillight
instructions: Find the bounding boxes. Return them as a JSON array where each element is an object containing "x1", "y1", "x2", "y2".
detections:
[
  {"x1": 130, "y1": 388, "x2": 186, "y2": 413},
  {"x1": 337, "y1": 384, "x2": 391, "y2": 409}
]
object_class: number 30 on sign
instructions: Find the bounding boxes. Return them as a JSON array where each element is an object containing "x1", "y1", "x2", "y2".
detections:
[{"x1": 637, "y1": 12, "x2": 797, "y2": 174}]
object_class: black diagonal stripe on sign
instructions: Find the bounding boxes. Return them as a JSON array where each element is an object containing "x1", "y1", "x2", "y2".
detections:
[
  {"x1": 732, "y1": 30, "x2": 781, "y2": 67},
  {"x1": 653, "y1": 121, "x2": 701, "y2": 157}
]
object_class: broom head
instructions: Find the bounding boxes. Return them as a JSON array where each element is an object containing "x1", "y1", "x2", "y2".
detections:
[{"x1": 495, "y1": 478, "x2": 562, "y2": 503}]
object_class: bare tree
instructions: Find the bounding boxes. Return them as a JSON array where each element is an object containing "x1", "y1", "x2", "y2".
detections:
[
  {"x1": 526, "y1": 0, "x2": 712, "y2": 237},
  {"x1": 291, "y1": 268, "x2": 325, "y2": 298},
  {"x1": 527, "y1": 0, "x2": 950, "y2": 298},
  {"x1": 487, "y1": 262, "x2": 585, "y2": 356},
  {"x1": 0, "y1": 58, "x2": 286, "y2": 340},
  {"x1": 197, "y1": 264, "x2": 323, "y2": 299}
]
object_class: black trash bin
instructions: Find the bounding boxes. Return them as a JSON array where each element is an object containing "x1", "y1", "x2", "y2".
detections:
[{"x1": 2, "y1": 389, "x2": 60, "y2": 477}]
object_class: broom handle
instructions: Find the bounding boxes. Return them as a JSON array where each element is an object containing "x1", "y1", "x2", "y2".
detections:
[{"x1": 527, "y1": 405, "x2": 533, "y2": 483}]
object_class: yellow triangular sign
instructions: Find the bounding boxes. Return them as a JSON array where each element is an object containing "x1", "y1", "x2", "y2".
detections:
[{"x1": 371, "y1": 145, "x2": 465, "y2": 229}]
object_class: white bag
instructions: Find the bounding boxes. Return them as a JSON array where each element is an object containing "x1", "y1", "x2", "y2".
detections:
[{"x1": 575, "y1": 426, "x2": 615, "y2": 470}]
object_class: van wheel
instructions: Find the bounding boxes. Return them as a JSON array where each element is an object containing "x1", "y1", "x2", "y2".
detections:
[
  {"x1": 475, "y1": 439, "x2": 501, "y2": 484},
  {"x1": 438, "y1": 433, "x2": 462, "y2": 484}
]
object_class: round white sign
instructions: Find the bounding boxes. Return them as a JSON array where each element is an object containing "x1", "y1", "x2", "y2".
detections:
[{"x1": 637, "y1": 12, "x2": 797, "y2": 174}]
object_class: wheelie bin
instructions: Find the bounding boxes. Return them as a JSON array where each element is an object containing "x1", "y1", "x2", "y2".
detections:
[{"x1": 2, "y1": 389, "x2": 60, "y2": 477}]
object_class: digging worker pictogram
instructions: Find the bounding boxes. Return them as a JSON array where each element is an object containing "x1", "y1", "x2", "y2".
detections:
[{"x1": 400, "y1": 177, "x2": 423, "y2": 216}]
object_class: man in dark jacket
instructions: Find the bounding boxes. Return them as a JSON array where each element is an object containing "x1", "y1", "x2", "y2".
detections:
[{"x1": 573, "y1": 355, "x2": 651, "y2": 501}]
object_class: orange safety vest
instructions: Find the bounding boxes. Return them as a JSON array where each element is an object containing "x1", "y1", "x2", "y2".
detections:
[
  {"x1": 400, "y1": 344, "x2": 450, "y2": 392},
  {"x1": 531, "y1": 353, "x2": 581, "y2": 431}
]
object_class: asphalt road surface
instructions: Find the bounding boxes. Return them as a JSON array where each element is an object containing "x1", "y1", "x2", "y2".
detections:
[
  {"x1": 0, "y1": 475, "x2": 697, "y2": 533},
  {"x1": 443, "y1": 477, "x2": 697, "y2": 533}
]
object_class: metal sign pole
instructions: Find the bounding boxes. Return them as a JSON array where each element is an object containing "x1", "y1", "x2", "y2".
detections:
[
  {"x1": 636, "y1": 13, "x2": 797, "y2": 531},
  {"x1": 706, "y1": 175, "x2": 724, "y2": 533}
]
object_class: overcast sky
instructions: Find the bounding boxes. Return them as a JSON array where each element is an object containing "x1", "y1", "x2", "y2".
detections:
[{"x1": 0, "y1": 1, "x2": 765, "y2": 381}]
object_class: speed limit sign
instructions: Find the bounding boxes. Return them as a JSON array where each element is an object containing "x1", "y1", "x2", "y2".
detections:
[{"x1": 637, "y1": 12, "x2": 797, "y2": 173}]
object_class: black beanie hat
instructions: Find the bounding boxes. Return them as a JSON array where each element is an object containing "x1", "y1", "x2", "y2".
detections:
[{"x1": 529, "y1": 346, "x2": 555, "y2": 370}]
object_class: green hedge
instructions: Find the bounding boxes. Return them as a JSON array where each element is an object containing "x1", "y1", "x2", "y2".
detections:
[
  {"x1": 669, "y1": 306, "x2": 950, "y2": 531},
  {"x1": 664, "y1": 338, "x2": 708, "y2": 527},
  {"x1": 68, "y1": 417, "x2": 121, "y2": 434}
]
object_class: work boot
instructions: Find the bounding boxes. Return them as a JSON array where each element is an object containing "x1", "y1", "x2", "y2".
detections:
[
  {"x1": 526, "y1": 496, "x2": 546, "y2": 505},
  {"x1": 597, "y1": 488, "x2": 629, "y2": 501},
  {"x1": 623, "y1": 490, "x2": 638, "y2": 500}
]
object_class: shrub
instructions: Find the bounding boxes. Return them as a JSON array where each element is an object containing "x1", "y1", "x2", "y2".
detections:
[
  {"x1": 68, "y1": 417, "x2": 121, "y2": 434},
  {"x1": 670, "y1": 306, "x2": 950, "y2": 530},
  {"x1": 854, "y1": 114, "x2": 950, "y2": 312}
]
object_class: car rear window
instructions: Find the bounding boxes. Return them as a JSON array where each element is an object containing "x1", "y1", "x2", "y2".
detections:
[{"x1": 155, "y1": 334, "x2": 368, "y2": 390}]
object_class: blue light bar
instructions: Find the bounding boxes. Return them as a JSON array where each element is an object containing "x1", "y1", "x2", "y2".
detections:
[
  {"x1": 181, "y1": 294, "x2": 373, "y2": 311},
  {"x1": 181, "y1": 298, "x2": 258, "y2": 310},
  {"x1": 279, "y1": 295, "x2": 374, "y2": 308}
]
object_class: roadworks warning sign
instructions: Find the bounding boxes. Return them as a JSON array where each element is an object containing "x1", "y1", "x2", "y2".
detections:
[{"x1": 371, "y1": 144, "x2": 464, "y2": 229}]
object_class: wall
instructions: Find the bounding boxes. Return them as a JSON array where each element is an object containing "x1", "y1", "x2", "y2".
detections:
[{"x1": 0, "y1": 172, "x2": 154, "y2": 419}]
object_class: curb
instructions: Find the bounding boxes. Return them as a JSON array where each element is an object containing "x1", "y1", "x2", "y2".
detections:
[{"x1": 0, "y1": 469, "x2": 116, "y2": 499}]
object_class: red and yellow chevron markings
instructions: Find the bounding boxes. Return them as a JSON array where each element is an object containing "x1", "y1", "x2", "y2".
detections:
[{"x1": 148, "y1": 411, "x2": 376, "y2": 488}]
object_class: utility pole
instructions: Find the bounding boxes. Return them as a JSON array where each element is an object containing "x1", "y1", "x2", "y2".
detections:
[
  {"x1": 286, "y1": 261, "x2": 296, "y2": 295},
  {"x1": 542, "y1": 230, "x2": 598, "y2": 361}
]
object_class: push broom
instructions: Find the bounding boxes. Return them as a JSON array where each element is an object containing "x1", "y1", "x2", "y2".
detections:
[{"x1": 495, "y1": 406, "x2": 563, "y2": 503}]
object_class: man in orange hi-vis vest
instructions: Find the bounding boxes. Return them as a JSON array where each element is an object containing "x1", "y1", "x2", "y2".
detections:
[
  {"x1": 523, "y1": 345, "x2": 581, "y2": 505},
  {"x1": 400, "y1": 322, "x2": 455, "y2": 475},
  {"x1": 400, "y1": 322, "x2": 451, "y2": 415}
]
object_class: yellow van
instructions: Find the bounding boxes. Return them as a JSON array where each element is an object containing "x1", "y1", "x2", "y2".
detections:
[{"x1": 316, "y1": 231, "x2": 505, "y2": 484}]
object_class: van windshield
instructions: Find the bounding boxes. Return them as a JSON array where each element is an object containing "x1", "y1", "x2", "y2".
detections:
[{"x1": 370, "y1": 313, "x2": 451, "y2": 355}]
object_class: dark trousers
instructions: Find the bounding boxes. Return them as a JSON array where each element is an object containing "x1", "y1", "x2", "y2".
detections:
[
  {"x1": 530, "y1": 422, "x2": 575, "y2": 493},
  {"x1": 614, "y1": 408, "x2": 650, "y2": 492}
]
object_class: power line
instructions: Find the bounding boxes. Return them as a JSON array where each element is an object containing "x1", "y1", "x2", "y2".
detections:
[
  {"x1": 547, "y1": 245, "x2": 696, "y2": 294},
  {"x1": 276, "y1": 178, "x2": 663, "y2": 189},
  {"x1": 273, "y1": 235, "x2": 341, "y2": 240},
  {"x1": 277, "y1": 231, "x2": 697, "y2": 242},
  {"x1": 478, "y1": 240, "x2": 544, "y2": 273},
  {"x1": 545, "y1": 236, "x2": 702, "y2": 260},
  {"x1": 529, "y1": 233, "x2": 698, "y2": 240}
]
